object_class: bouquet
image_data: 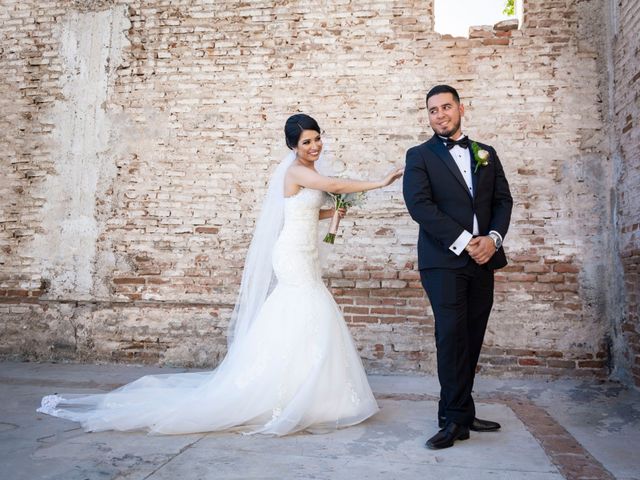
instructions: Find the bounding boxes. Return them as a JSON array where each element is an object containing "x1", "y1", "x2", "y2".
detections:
[{"x1": 323, "y1": 191, "x2": 366, "y2": 244}]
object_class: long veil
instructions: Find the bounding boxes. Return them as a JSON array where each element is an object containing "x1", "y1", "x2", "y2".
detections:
[{"x1": 226, "y1": 151, "x2": 295, "y2": 347}]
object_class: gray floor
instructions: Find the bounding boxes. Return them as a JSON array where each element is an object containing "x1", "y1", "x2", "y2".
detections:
[{"x1": 1, "y1": 361, "x2": 638, "y2": 479}]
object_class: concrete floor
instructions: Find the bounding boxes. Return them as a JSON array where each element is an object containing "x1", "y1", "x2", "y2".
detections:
[{"x1": 0, "y1": 361, "x2": 638, "y2": 480}]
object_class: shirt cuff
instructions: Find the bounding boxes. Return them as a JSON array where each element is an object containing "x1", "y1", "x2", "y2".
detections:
[{"x1": 450, "y1": 230, "x2": 473, "y2": 256}]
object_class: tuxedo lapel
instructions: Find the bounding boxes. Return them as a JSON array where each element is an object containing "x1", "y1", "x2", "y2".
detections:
[
  {"x1": 426, "y1": 135, "x2": 472, "y2": 200},
  {"x1": 470, "y1": 139, "x2": 486, "y2": 199}
]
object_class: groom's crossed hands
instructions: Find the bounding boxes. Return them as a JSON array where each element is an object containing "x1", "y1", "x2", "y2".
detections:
[{"x1": 465, "y1": 236, "x2": 496, "y2": 265}]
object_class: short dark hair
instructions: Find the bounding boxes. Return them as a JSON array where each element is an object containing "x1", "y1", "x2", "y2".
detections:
[
  {"x1": 284, "y1": 114, "x2": 321, "y2": 149},
  {"x1": 426, "y1": 85, "x2": 460, "y2": 106}
]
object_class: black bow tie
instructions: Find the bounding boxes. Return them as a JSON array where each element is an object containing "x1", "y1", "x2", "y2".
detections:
[{"x1": 444, "y1": 137, "x2": 469, "y2": 150}]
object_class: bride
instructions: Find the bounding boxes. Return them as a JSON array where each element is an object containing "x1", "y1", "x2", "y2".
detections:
[{"x1": 37, "y1": 114, "x2": 404, "y2": 436}]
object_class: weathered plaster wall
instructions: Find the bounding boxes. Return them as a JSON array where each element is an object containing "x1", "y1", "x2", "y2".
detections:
[
  {"x1": 30, "y1": 7, "x2": 130, "y2": 299},
  {"x1": 0, "y1": 0, "x2": 630, "y2": 379},
  {"x1": 606, "y1": 0, "x2": 640, "y2": 387}
]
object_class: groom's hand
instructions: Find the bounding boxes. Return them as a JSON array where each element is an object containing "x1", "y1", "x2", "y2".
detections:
[{"x1": 465, "y1": 236, "x2": 495, "y2": 265}]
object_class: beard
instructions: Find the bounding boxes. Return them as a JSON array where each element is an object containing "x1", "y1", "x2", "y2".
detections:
[{"x1": 432, "y1": 118, "x2": 461, "y2": 138}]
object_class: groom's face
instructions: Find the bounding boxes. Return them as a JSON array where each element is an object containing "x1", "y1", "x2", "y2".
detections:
[{"x1": 427, "y1": 93, "x2": 464, "y2": 139}]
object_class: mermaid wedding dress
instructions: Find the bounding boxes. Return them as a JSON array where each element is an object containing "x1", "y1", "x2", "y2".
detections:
[{"x1": 37, "y1": 187, "x2": 379, "y2": 435}]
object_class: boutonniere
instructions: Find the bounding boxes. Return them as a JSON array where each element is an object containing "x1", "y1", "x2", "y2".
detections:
[{"x1": 471, "y1": 142, "x2": 490, "y2": 173}]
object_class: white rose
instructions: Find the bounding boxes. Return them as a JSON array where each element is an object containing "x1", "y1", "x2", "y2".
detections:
[{"x1": 477, "y1": 149, "x2": 490, "y2": 165}]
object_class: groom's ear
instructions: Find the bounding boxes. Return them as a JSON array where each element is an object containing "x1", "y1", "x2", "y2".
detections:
[{"x1": 458, "y1": 103, "x2": 465, "y2": 117}]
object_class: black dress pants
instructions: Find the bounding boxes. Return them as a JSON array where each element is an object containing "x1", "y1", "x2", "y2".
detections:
[{"x1": 420, "y1": 260, "x2": 494, "y2": 426}]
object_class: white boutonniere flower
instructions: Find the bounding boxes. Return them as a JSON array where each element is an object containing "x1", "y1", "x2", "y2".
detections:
[{"x1": 471, "y1": 142, "x2": 490, "y2": 173}]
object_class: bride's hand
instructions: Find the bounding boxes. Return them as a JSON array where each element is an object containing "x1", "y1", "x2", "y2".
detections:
[
  {"x1": 320, "y1": 207, "x2": 347, "y2": 221},
  {"x1": 380, "y1": 167, "x2": 404, "y2": 187},
  {"x1": 328, "y1": 207, "x2": 347, "y2": 219}
]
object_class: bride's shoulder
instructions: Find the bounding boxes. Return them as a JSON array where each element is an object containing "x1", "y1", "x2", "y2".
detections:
[
  {"x1": 287, "y1": 162, "x2": 309, "y2": 173},
  {"x1": 287, "y1": 163, "x2": 323, "y2": 182},
  {"x1": 285, "y1": 163, "x2": 303, "y2": 178}
]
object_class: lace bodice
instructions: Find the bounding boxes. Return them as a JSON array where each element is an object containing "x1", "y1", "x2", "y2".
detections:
[
  {"x1": 272, "y1": 188, "x2": 326, "y2": 287},
  {"x1": 282, "y1": 188, "x2": 325, "y2": 240}
]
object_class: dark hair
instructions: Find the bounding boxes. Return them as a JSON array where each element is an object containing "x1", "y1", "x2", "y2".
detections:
[
  {"x1": 284, "y1": 114, "x2": 321, "y2": 149},
  {"x1": 426, "y1": 85, "x2": 460, "y2": 106}
]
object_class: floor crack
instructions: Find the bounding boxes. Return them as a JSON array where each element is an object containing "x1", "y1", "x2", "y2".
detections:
[{"x1": 140, "y1": 434, "x2": 207, "y2": 479}]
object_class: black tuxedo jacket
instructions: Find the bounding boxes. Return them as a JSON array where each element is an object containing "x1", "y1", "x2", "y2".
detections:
[{"x1": 403, "y1": 134, "x2": 513, "y2": 270}]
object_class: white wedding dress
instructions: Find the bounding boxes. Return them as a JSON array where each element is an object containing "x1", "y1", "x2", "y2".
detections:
[{"x1": 38, "y1": 187, "x2": 379, "y2": 435}]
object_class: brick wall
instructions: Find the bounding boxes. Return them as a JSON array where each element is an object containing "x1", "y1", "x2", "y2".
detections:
[
  {"x1": 609, "y1": 0, "x2": 640, "y2": 386},
  {"x1": 0, "y1": 0, "x2": 628, "y2": 379}
]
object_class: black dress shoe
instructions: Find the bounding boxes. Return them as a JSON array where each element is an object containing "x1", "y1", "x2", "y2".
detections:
[
  {"x1": 470, "y1": 417, "x2": 501, "y2": 432},
  {"x1": 425, "y1": 423, "x2": 470, "y2": 450},
  {"x1": 438, "y1": 416, "x2": 501, "y2": 431}
]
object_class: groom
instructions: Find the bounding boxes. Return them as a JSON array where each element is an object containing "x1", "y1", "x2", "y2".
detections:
[{"x1": 403, "y1": 85, "x2": 513, "y2": 449}]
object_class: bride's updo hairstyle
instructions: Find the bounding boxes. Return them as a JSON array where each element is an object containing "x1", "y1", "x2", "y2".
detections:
[{"x1": 284, "y1": 114, "x2": 321, "y2": 150}]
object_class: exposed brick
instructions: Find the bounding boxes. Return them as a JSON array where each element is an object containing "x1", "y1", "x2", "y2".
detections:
[
  {"x1": 113, "y1": 277, "x2": 146, "y2": 285},
  {"x1": 578, "y1": 360, "x2": 607, "y2": 369},
  {"x1": 537, "y1": 350, "x2": 564, "y2": 359},
  {"x1": 0, "y1": 0, "x2": 630, "y2": 382},
  {"x1": 507, "y1": 273, "x2": 538, "y2": 282},
  {"x1": 6, "y1": 289, "x2": 30, "y2": 297},
  {"x1": 553, "y1": 263, "x2": 580, "y2": 273},
  {"x1": 547, "y1": 359, "x2": 576, "y2": 368},
  {"x1": 370, "y1": 307, "x2": 398, "y2": 315},
  {"x1": 482, "y1": 38, "x2": 510, "y2": 46},
  {"x1": 506, "y1": 349, "x2": 537, "y2": 356},
  {"x1": 524, "y1": 264, "x2": 550, "y2": 273},
  {"x1": 194, "y1": 227, "x2": 219, "y2": 234},
  {"x1": 518, "y1": 358, "x2": 541, "y2": 366},
  {"x1": 344, "y1": 306, "x2": 370, "y2": 315},
  {"x1": 398, "y1": 271, "x2": 420, "y2": 281},
  {"x1": 537, "y1": 274, "x2": 565, "y2": 283}
]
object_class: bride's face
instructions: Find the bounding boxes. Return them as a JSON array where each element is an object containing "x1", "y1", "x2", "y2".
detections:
[{"x1": 295, "y1": 129, "x2": 322, "y2": 163}]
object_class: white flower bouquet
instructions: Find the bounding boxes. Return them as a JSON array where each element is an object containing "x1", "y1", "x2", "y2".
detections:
[{"x1": 323, "y1": 191, "x2": 366, "y2": 244}]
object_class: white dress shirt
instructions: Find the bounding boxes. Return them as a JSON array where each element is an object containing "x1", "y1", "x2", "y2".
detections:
[{"x1": 441, "y1": 135, "x2": 502, "y2": 256}]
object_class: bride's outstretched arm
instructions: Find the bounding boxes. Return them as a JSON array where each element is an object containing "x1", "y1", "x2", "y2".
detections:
[{"x1": 288, "y1": 164, "x2": 403, "y2": 195}]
